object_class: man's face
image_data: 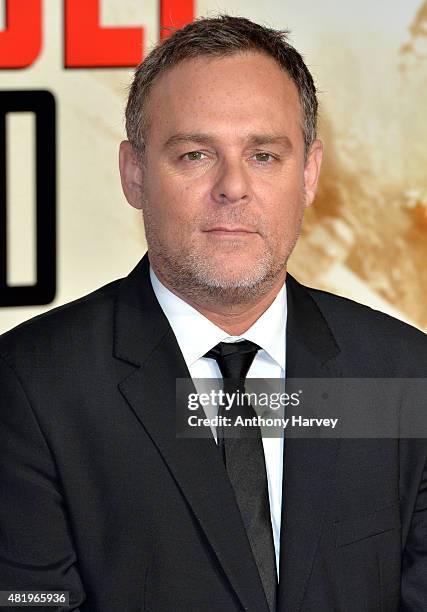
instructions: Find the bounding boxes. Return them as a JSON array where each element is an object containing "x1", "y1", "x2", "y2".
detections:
[{"x1": 120, "y1": 51, "x2": 323, "y2": 304}]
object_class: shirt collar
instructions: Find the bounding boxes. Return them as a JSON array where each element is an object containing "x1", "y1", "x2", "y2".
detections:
[{"x1": 149, "y1": 266, "x2": 287, "y2": 371}]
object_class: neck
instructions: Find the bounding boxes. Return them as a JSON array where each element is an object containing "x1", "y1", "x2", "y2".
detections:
[{"x1": 152, "y1": 264, "x2": 287, "y2": 336}]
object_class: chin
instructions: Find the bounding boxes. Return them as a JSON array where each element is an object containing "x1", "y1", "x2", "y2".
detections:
[
  {"x1": 194, "y1": 273, "x2": 279, "y2": 304},
  {"x1": 193, "y1": 263, "x2": 273, "y2": 291}
]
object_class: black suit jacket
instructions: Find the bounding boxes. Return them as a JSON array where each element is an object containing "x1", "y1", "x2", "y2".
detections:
[{"x1": 1, "y1": 252, "x2": 427, "y2": 611}]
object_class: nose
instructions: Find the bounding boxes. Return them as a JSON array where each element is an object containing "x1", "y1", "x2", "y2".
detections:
[{"x1": 211, "y1": 157, "x2": 252, "y2": 205}]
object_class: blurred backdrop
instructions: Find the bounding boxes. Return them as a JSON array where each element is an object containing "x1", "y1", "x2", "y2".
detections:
[{"x1": 1, "y1": 0, "x2": 426, "y2": 333}]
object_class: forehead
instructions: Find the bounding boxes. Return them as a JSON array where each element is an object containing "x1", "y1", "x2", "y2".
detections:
[{"x1": 144, "y1": 51, "x2": 303, "y2": 147}]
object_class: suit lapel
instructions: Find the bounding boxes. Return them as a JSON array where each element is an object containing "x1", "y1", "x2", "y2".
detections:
[
  {"x1": 277, "y1": 275, "x2": 342, "y2": 612},
  {"x1": 114, "y1": 253, "x2": 270, "y2": 612}
]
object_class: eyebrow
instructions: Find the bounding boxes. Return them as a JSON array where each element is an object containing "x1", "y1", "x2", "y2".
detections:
[{"x1": 163, "y1": 132, "x2": 293, "y2": 151}]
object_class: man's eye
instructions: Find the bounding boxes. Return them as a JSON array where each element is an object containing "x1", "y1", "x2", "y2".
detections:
[
  {"x1": 252, "y1": 152, "x2": 275, "y2": 163},
  {"x1": 182, "y1": 151, "x2": 206, "y2": 161}
]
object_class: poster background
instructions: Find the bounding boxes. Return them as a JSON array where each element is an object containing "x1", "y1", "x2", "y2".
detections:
[{"x1": 1, "y1": 0, "x2": 427, "y2": 333}]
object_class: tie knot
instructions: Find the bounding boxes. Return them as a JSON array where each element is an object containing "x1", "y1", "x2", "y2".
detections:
[{"x1": 204, "y1": 339, "x2": 261, "y2": 380}]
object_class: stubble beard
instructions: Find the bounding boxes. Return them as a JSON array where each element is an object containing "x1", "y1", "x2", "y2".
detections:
[{"x1": 141, "y1": 194, "x2": 305, "y2": 306}]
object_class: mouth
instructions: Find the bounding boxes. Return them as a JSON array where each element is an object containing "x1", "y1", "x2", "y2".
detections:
[{"x1": 204, "y1": 226, "x2": 257, "y2": 236}]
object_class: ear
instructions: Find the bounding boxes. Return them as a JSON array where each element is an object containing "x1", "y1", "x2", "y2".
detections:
[
  {"x1": 303, "y1": 138, "x2": 323, "y2": 208},
  {"x1": 119, "y1": 140, "x2": 144, "y2": 210}
]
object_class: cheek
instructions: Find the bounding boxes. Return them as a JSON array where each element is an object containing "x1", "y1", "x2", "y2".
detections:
[
  {"x1": 261, "y1": 189, "x2": 305, "y2": 240},
  {"x1": 144, "y1": 181, "x2": 203, "y2": 241},
  {"x1": 161, "y1": 180, "x2": 208, "y2": 226},
  {"x1": 263, "y1": 186, "x2": 300, "y2": 220}
]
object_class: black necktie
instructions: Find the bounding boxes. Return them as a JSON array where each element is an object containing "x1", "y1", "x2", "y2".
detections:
[{"x1": 204, "y1": 340, "x2": 277, "y2": 611}]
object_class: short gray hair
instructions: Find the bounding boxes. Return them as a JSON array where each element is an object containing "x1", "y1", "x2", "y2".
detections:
[{"x1": 125, "y1": 15, "x2": 318, "y2": 160}]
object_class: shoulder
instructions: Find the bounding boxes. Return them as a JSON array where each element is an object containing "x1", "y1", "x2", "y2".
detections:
[
  {"x1": 0, "y1": 277, "x2": 122, "y2": 365},
  {"x1": 301, "y1": 280, "x2": 427, "y2": 375}
]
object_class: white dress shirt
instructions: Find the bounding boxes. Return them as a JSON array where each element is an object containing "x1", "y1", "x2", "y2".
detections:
[{"x1": 149, "y1": 266, "x2": 287, "y2": 578}]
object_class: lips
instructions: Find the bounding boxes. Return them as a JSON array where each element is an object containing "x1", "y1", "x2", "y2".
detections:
[{"x1": 204, "y1": 226, "x2": 256, "y2": 233}]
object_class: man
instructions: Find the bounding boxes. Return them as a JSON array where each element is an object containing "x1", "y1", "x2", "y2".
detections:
[{"x1": 1, "y1": 14, "x2": 427, "y2": 612}]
